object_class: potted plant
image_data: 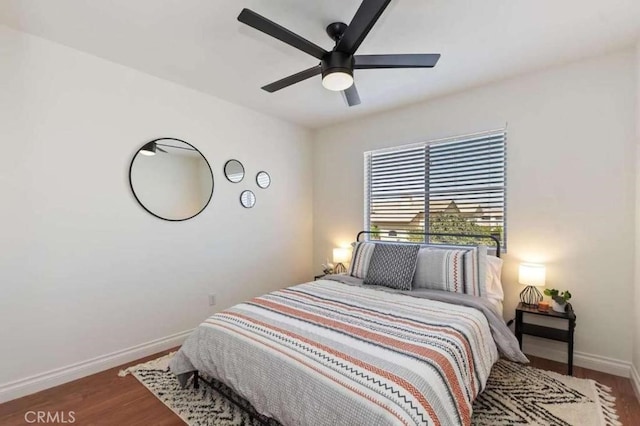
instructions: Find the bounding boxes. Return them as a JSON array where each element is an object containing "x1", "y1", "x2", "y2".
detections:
[{"x1": 543, "y1": 288, "x2": 572, "y2": 313}]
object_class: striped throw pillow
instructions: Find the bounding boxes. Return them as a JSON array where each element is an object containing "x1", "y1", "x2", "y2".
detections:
[
  {"x1": 348, "y1": 242, "x2": 376, "y2": 279},
  {"x1": 462, "y1": 246, "x2": 487, "y2": 297},
  {"x1": 412, "y1": 248, "x2": 467, "y2": 294},
  {"x1": 412, "y1": 245, "x2": 487, "y2": 297}
]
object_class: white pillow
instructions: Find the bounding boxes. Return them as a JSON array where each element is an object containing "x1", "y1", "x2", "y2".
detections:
[{"x1": 485, "y1": 255, "x2": 504, "y2": 302}]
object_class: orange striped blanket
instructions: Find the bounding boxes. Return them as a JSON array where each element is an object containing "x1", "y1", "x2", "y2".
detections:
[{"x1": 171, "y1": 280, "x2": 506, "y2": 425}]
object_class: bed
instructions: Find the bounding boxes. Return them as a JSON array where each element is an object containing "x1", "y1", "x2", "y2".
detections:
[{"x1": 170, "y1": 232, "x2": 527, "y2": 426}]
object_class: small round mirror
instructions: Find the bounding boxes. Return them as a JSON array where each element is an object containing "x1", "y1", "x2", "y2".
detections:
[
  {"x1": 224, "y1": 159, "x2": 245, "y2": 183},
  {"x1": 129, "y1": 138, "x2": 213, "y2": 221},
  {"x1": 240, "y1": 190, "x2": 256, "y2": 208},
  {"x1": 256, "y1": 171, "x2": 271, "y2": 189}
]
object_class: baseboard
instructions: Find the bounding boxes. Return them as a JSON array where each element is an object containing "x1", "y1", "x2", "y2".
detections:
[
  {"x1": 631, "y1": 364, "x2": 640, "y2": 402},
  {"x1": 0, "y1": 329, "x2": 193, "y2": 404},
  {"x1": 523, "y1": 341, "x2": 631, "y2": 377},
  {"x1": 1, "y1": 331, "x2": 633, "y2": 404}
]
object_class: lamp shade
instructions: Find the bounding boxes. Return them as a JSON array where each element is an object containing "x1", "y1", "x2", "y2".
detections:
[
  {"x1": 518, "y1": 263, "x2": 546, "y2": 287},
  {"x1": 332, "y1": 247, "x2": 351, "y2": 264}
]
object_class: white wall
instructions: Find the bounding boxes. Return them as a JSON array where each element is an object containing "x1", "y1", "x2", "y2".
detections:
[
  {"x1": 0, "y1": 25, "x2": 312, "y2": 400},
  {"x1": 313, "y1": 50, "x2": 637, "y2": 372},
  {"x1": 131, "y1": 151, "x2": 212, "y2": 220}
]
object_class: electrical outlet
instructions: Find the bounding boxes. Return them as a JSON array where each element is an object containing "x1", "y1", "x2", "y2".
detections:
[{"x1": 208, "y1": 294, "x2": 216, "y2": 306}]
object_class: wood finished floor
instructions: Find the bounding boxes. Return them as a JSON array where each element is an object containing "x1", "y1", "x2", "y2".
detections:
[{"x1": 0, "y1": 350, "x2": 638, "y2": 425}]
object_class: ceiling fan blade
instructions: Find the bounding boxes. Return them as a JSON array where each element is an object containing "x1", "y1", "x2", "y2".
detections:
[
  {"x1": 355, "y1": 54, "x2": 441, "y2": 69},
  {"x1": 342, "y1": 83, "x2": 361, "y2": 107},
  {"x1": 262, "y1": 65, "x2": 322, "y2": 92},
  {"x1": 238, "y1": 9, "x2": 328, "y2": 60},
  {"x1": 336, "y1": 0, "x2": 391, "y2": 54}
]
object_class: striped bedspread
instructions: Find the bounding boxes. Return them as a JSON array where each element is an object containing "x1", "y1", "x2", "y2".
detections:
[{"x1": 171, "y1": 280, "x2": 500, "y2": 426}]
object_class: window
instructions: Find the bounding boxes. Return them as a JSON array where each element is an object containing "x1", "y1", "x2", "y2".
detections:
[{"x1": 364, "y1": 130, "x2": 507, "y2": 249}]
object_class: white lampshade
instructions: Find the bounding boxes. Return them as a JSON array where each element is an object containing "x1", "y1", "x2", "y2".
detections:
[
  {"x1": 322, "y1": 72, "x2": 354, "y2": 91},
  {"x1": 518, "y1": 263, "x2": 546, "y2": 287},
  {"x1": 332, "y1": 247, "x2": 351, "y2": 264}
]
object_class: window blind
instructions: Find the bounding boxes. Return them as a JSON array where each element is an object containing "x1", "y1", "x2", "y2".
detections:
[{"x1": 364, "y1": 130, "x2": 506, "y2": 248}]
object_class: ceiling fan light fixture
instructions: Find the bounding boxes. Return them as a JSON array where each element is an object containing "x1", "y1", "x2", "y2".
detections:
[
  {"x1": 322, "y1": 71, "x2": 354, "y2": 91},
  {"x1": 140, "y1": 142, "x2": 157, "y2": 156},
  {"x1": 321, "y1": 52, "x2": 355, "y2": 91}
]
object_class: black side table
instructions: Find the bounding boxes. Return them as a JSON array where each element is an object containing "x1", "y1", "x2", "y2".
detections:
[
  {"x1": 314, "y1": 274, "x2": 327, "y2": 281},
  {"x1": 515, "y1": 302, "x2": 577, "y2": 375}
]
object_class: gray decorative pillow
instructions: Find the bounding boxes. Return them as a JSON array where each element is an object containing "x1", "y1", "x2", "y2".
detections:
[
  {"x1": 412, "y1": 248, "x2": 467, "y2": 293},
  {"x1": 364, "y1": 243, "x2": 420, "y2": 290},
  {"x1": 412, "y1": 245, "x2": 487, "y2": 297},
  {"x1": 348, "y1": 242, "x2": 376, "y2": 279}
]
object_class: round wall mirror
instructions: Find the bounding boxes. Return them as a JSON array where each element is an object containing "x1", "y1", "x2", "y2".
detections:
[
  {"x1": 240, "y1": 190, "x2": 256, "y2": 208},
  {"x1": 224, "y1": 159, "x2": 245, "y2": 183},
  {"x1": 129, "y1": 138, "x2": 213, "y2": 221},
  {"x1": 256, "y1": 171, "x2": 271, "y2": 189}
]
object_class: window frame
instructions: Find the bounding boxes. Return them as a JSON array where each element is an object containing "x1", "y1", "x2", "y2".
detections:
[{"x1": 363, "y1": 129, "x2": 507, "y2": 251}]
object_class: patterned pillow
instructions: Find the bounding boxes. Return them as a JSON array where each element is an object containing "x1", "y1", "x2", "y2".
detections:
[
  {"x1": 412, "y1": 248, "x2": 467, "y2": 293},
  {"x1": 462, "y1": 245, "x2": 487, "y2": 297},
  {"x1": 348, "y1": 242, "x2": 376, "y2": 279},
  {"x1": 417, "y1": 244, "x2": 488, "y2": 296},
  {"x1": 364, "y1": 243, "x2": 420, "y2": 290},
  {"x1": 413, "y1": 246, "x2": 487, "y2": 297}
]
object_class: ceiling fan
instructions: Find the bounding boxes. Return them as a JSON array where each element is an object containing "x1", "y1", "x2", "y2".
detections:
[{"x1": 237, "y1": 0, "x2": 440, "y2": 106}]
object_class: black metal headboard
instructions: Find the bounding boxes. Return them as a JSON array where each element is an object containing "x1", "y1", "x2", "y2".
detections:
[{"x1": 356, "y1": 230, "x2": 501, "y2": 258}]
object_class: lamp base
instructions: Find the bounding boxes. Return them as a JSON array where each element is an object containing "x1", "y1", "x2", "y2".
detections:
[
  {"x1": 334, "y1": 263, "x2": 347, "y2": 274},
  {"x1": 520, "y1": 285, "x2": 543, "y2": 307}
]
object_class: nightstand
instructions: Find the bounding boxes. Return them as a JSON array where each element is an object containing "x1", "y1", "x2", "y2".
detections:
[{"x1": 515, "y1": 302, "x2": 577, "y2": 375}]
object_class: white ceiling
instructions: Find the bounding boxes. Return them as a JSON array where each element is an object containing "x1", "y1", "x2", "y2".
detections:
[{"x1": 1, "y1": 0, "x2": 639, "y2": 128}]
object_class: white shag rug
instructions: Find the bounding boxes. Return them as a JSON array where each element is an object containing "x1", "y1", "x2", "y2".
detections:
[{"x1": 119, "y1": 353, "x2": 621, "y2": 426}]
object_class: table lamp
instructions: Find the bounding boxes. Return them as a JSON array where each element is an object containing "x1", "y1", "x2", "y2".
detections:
[
  {"x1": 332, "y1": 248, "x2": 351, "y2": 274},
  {"x1": 519, "y1": 263, "x2": 546, "y2": 307}
]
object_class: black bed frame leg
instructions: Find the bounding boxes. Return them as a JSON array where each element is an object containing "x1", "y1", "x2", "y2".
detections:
[{"x1": 193, "y1": 371, "x2": 199, "y2": 389}]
